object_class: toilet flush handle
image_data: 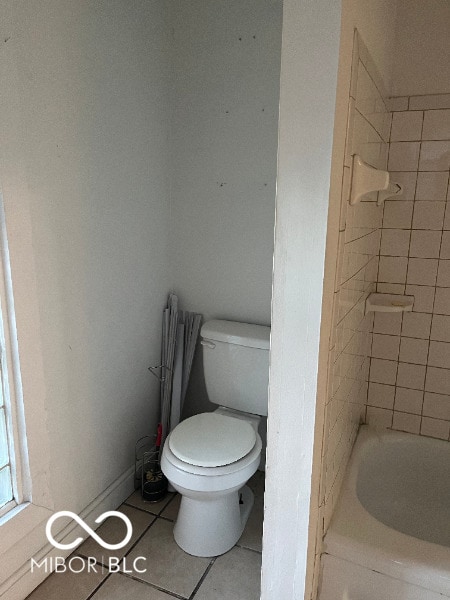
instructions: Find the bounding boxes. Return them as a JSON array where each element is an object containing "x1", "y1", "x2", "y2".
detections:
[{"x1": 200, "y1": 340, "x2": 216, "y2": 349}]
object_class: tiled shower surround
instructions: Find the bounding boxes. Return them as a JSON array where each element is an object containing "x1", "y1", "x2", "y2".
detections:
[
  {"x1": 319, "y1": 32, "x2": 389, "y2": 545},
  {"x1": 367, "y1": 94, "x2": 450, "y2": 441},
  {"x1": 316, "y1": 40, "x2": 450, "y2": 597}
]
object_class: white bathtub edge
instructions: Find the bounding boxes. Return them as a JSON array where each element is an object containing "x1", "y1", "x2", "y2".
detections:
[{"x1": 323, "y1": 425, "x2": 450, "y2": 597}]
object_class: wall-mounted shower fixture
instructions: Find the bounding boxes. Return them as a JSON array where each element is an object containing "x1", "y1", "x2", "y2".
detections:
[{"x1": 349, "y1": 155, "x2": 403, "y2": 206}]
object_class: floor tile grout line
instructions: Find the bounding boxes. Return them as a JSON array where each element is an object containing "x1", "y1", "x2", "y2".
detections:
[
  {"x1": 233, "y1": 543, "x2": 262, "y2": 554},
  {"x1": 121, "y1": 514, "x2": 160, "y2": 559},
  {"x1": 188, "y1": 558, "x2": 217, "y2": 600},
  {"x1": 122, "y1": 501, "x2": 160, "y2": 517},
  {"x1": 77, "y1": 545, "x2": 194, "y2": 600},
  {"x1": 116, "y1": 507, "x2": 210, "y2": 599},
  {"x1": 156, "y1": 491, "x2": 180, "y2": 514},
  {"x1": 84, "y1": 573, "x2": 112, "y2": 600},
  {"x1": 123, "y1": 491, "x2": 178, "y2": 516},
  {"x1": 77, "y1": 513, "x2": 161, "y2": 570},
  {"x1": 118, "y1": 570, "x2": 188, "y2": 600},
  {"x1": 235, "y1": 543, "x2": 263, "y2": 555},
  {"x1": 122, "y1": 501, "x2": 175, "y2": 521},
  {"x1": 155, "y1": 514, "x2": 176, "y2": 523},
  {"x1": 74, "y1": 553, "x2": 111, "y2": 571}
]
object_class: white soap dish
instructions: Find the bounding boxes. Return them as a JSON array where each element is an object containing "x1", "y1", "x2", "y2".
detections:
[{"x1": 365, "y1": 293, "x2": 414, "y2": 314}]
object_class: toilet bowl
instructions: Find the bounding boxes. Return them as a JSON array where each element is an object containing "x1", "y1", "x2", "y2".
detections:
[
  {"x1": 161, "y1": 319, "x2": 270, "y2": 557},
  {"x1": 161, "y1": 409, "x2": 262, "y2": 557}
]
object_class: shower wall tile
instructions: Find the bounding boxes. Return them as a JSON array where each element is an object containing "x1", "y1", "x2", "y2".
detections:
[
  {"x1": 423, "y1": 392, "x2": 450, "y2": 420},
  {"x1": 412, "y1": 202, "x2": 445, "y2": 230},
  {"x1": 396, "y1": 362, "x2": 426, "y2": 390},
  {"x1": 368, "y1": 93, "x2": 450, "y2": 441},
  {"x1": 444, "y1": 205, "x2": 450, "y2": 229},
  {"x1": 428, "y1": 341, "x2": 450, "y2": 368},
  {"x1": 371, "y1": 334, "x2": 400, "y2": 360},
  {"x1": 394, "y1": 387, "x2": 423, "y2": 414},
  {"x1": 431, "y1": 314, "x2": 450, "y2": 342},
  {"x1": 388, "y1": 171, "x2": 417, "y2": 201},
  {"x1": 422, "y1": 110, "x2": 450, "y2": 141},
  {"x1": 408, "y1": 94, "x2": 450, "y2": 111},
  {"x1": 383, "y1": 200, "x2": 413, "y2": 228},
  {"x1": 320, "y1": 35, "x2": 387, "y2": 549},
  {"x1": 404, "y1": 285, "x2": 435, "y2": 313},
  {"x1": 419, "y1": 141, "x2": 450, "y2": 171},
  {"x1": 370, "y1": 358, "x2": 397, "y2": 384},
  {"x1": 399, "y1": 337, "x2": 429, "y2": 364},
  {"x1": 392, "y1": 411, "x2": 421, "y2": 434},
  {"x1": 377, "y1": 282, "x2": 405, "y2": 294},
  {"x1": 425, "y1": 367, "x2": 450, "y2": 395},
  {"x1": 415, "y1": 172, "x2": 449, "y2": 201},
  {"x1": 387, "y1": 96, "x2": 408, "y2": 112},
  {"x1": 401, "y1": 312, "x2": 432, "y2": 339},
  {"x1": 420, "y1": 417, "x2": 450, "y2": 440},
  {"x1": 355, "y1": 61, "x2": 390, "y2": 141},
  {"x1": 373, "y1": 311, "x2": 402, "y2": 335},
  {"x1": 406, "y1": 258, "x2": 438, "y2": 286},
  {"x1": 390, "y1": 111, "x2": 423, "y2": 142},
  {"x1": 367, "y1": 382, "x2": 395, "y2": 409},
  {"x1": 378, "y1": 256, "x2": 408, "y2": 283},
  {"x1": 380, "y1": 229, "x2": 410, "y2": 256},
  {"x1": 388, "y1": 142, "x2": 420, "y2": 171},
  {"x1": 434, "y1": 287, "x2": 450, "y2": 315},
  {"x1": 366, "y1": 406, "x2": 393, "y2": 428},
  {"x1": 439, "y1": 231, "x2": 450, "y2": 258},
  {"x1": 409, "y1": 230, "x2": 441, "y2": 258},
  {"x1": 437, "y1": 261, "x2": 450, "y2": 286}
]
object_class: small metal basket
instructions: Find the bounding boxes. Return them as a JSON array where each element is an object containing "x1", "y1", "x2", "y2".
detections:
[{"x1": 134, "y1": 436, "x2": 167, "y2": 502}]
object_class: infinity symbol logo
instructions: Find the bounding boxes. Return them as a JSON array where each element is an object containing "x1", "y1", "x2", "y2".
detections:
[{"x1": 46, "y1": 511, "x2": 133, "y2": 550}]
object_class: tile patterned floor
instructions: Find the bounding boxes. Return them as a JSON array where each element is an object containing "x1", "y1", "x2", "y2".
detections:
[{"x1": 26, "y1": 471, "x2": 264, "y2": 600}]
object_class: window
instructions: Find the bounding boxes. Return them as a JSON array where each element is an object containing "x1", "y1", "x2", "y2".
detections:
[
  {"x1": 0, "y1": 189, "x2": 53, "y2": 592},
  {"x1": 0, "y1": 196, "x2": 29, "y2": 519},
  {"x1": 0, "y1": 367, "x2": 14, "y2": 511}
]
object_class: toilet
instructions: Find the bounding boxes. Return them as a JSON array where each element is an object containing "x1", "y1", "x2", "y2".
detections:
[{"x1": 161, "y1": 319, "x2": 270, "y2": 557}]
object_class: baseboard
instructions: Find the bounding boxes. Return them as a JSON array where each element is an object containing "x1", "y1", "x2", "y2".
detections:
[{"x1": 0, "y1": 464, "x2": 135, "y2": 600}]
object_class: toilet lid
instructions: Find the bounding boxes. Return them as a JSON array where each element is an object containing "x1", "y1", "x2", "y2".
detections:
[{"x1": 168, "y1": 413, "x2": 257, "y2": 467}]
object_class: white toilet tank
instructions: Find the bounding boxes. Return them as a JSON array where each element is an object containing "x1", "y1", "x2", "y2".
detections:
[{"x1": 200, "y1": 320, "x2": 270, "y2": 417}]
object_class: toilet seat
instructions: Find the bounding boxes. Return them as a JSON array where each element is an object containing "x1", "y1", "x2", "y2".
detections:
[
  {"x1": 162, "y1": 428, "x2": 262, "y2": 484},
  {"x1": 168, "y1": 413, "x2": 256, "y2": 467}
]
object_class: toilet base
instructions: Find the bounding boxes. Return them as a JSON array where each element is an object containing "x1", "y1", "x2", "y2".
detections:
[{"x1": 173, "y1": 485, "x2": 254, "y2": 557}]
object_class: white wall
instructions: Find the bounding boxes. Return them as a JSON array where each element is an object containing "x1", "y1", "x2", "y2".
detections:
[
  {"x1": 169, "y1": 0, "x2": 282, "y2": 325},
  {"x1": 392, "y1": 0, "x2": 450, "y2": 97},
  {"x1": 261, "y1": 0, "x2": 341, "y2": 597},
  {"x1": 0, "y1": 0, "x2": 172, "y2": 590},
  {"x1": 168, "y1": 0, "x2": 282, "y2": 419}
]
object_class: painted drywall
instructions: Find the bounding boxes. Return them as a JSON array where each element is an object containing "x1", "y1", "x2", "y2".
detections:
[
  {"x1": 169, "y1": 0, "x2": 281, "y2": 324},
  {"x1": 261, "y1": 0, "x2": 341, "y2": 598},
  {"x1": 0, "y1": 0, "x2": 171, "y2": 536},
  {"x1": 392, "y1": 0, "x2": 450, "y2": 96},
  {"x1": 168, "y1": 0, "x2": 282, "y2": 421}
]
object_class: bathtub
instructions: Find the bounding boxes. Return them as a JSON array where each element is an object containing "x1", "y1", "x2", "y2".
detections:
[{"x1": 319, "y1": 426, "x2": 450, "y2": 600}]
